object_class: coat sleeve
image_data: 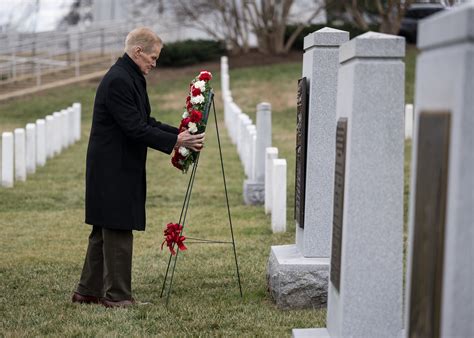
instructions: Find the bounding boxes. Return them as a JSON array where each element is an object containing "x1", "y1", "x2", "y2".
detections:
[
  {"x1": 106, "y1": 76, "x2": 178, "y2": 154},
  {"x1": 148, "y1": 116, "x2": 179, "y2": 135}
]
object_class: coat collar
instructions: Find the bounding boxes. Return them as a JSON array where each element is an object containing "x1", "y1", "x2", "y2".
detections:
[{"x1": 117, "y1": 53, "x2": 146, "y2": 84}]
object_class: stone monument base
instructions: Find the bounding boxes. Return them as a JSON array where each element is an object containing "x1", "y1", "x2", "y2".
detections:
[
  {"x1": 292, "y1": 328, "x2": 329, "y2": 338},
  {"x1": 293, "y1": 328, "x2": 405, "y2": 337},
  {"x1": 243, "y1": 179, "x2": 264, "y2": 205},
  {"x1": 267, "y1": 244, "x2": 329, "y2": 309}
]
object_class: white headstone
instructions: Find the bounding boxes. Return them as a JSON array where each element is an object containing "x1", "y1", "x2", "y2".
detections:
[
  {"x1": 265, "y1": 147, "x2": 278, "y2": 214},
  {"x1": 244, "y1": 102, "x2": 272, "y2": 205},
  {"x1": 25, "y1": 123, "x2": 36, "y2": 174},
  {"x1": 250, "y1": 131, "x2": 257, "y2": 180},
  {"x1": 36, "y1": 119, "x2": 46, "y2": 166},
  {"x1": 52, "y1": 112, "x2": 62, "y2": 155},
  {"x1": 14, "y1": 128, "x2": 27, "y2": 182},
  {"x1": 222, "y1": 73, "x2": 230, "y2": 95},
  {"x1": 245, "y1": 125, "x2": 256, "y2": 179},
  {"x1": 254, "y1": 103, "x2": 272, "y2": 182},
  {"x1": 405, "y1": 103, "x2": 414, "y2": 139},
  {"x1": 228, "y1": 101, "x2": 240, "y2": 144},
  {"x1": 271, "y1": 159, "x2": 287, "y2": 233},
  {"x1": 73, "y1": 102, "x2": 81, "y2": 141},
  {"x1": 237, "y1": 114, "x2": 251, "y2": 159},
  {"x1": 45, "y1": 115, "x2": 54, "y2": 158},
  {"x1": 1, "y1": 132, "x2": 14, "y2": 188},
  {"x1": 405, "y1": 4, "x2": 474, "y2": 338},
  {"x1": 60, "y1": 110, "x2": 69, "y2": 149},
  {"x1": 67, "y1": 107, "x2": 75, "y2": 146}
]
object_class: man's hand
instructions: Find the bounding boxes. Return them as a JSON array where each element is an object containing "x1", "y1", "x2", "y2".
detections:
[{"x1": 175, "y1": 130, "x2": 205, "y2": 152}]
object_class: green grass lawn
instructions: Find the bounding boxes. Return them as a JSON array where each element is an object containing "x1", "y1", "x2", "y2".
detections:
[{"x1": 0, "y1": 48, "x2": 415, "y2": 336}]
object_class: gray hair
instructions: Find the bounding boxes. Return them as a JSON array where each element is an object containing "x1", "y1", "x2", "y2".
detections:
[{"x1": 124, "y1": 27, "x2": 163, "y2": 54}]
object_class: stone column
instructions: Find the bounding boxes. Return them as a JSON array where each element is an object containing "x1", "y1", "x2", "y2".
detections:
[
  {"x1": 244, "y1": 103, "x2": 272, "y2": 205},
  {"x1": 264, "y1": 147, "x2": 278, "y2": 214},
  {"x1": 294, "y1": 31, "x2": 405, "y2": 338},
  {"x1": 405, "y1": 4, "x2": 474, "y2": 338},
  {"x1": 14, "y1": 128, "x2": 26, "y2": 182},
  {"x1": 268, "y1": 27, "x2": 349, "y2": 311},
  {"x1": 36, "y1": 119, "x2": 46, "y2": 167},
  {"x1": 1, "y1": 132, "x2": 14, "y2": 188},
  {"x1": 25, "y1": 123, "x2": 36, "y2": 174},
  {"x1": 296, "y1": 27, "x2": 350, "y2": 258}
]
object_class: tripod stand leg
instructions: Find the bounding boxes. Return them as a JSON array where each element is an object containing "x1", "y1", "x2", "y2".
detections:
[
  {"x1": 160, "y1": 161, "x2": 197, "y2": 298},
  {"x1": 164, "y1": 154, "x2": 201, "y2": 306},
  {"x1": 212, "y1": 98, "x2": 243, "y2": 298}
]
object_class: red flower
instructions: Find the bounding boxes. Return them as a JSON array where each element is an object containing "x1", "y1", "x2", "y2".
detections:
[
  {"x1": 161, "y1": 223, "x2": 187, "y2": 255},
  {"x1": 179, "y1": 117, "x2": 191, "y2": 130},
  {"x1": 199, "y1": 71, "x2": 212, "y2": 81},
  {"x1": 171, "y1": 149, "x2": 184, "y2": 170},
  {"x1": 190, "y1": 109, "x2": 202, "y2": 123},
  {"x1": 186, "y1": 95, "x2": 190, "y2": 103},
  {"x1": 186, "y1": 101, "x2": 193, "y2": 111},
  {"x1": 191, "y1": 86, "x2": 201, "y2": 96}
]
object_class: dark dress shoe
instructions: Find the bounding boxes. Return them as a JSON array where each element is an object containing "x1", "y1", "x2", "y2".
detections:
[
  {"x1": 100, "y1": 298, "x2": 136, "y2": 308},
  {"x1": 71, "y1": 292, "x2": 100, "y2": 304}
]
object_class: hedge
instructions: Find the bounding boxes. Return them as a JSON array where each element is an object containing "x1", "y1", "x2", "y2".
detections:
[{"x1": 157, "y1": 39, "x2": 226, "y2": 67}]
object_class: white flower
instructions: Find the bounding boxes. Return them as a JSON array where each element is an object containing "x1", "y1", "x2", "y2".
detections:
[
  {"x1": 182, "y1": 111, "x2": 189, "y2": 118},
  {"x1": 190, "y1": 94, "x2": 205, "y2": 105},
  {"x1": 178, "y1": 146, "x2": 190, "y2": 157},
  {"x1": 188, "y1": 122, "x2": 198, "y2": 134},
  {"x1": 193, "y1": 80, "x2": 206, "y2": 92}
]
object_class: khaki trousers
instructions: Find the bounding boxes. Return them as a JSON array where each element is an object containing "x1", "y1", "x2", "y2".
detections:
[{"x1": 76, "y1": 225, "x2": 133, "y2": 301}]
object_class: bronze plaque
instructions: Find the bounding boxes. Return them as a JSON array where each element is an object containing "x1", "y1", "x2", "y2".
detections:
[
  {"x1": 408, "y1": 111, "x2": 450, "y2": 338},
  {"x1": 330, "y1": 118, "x2": 348, "y2": 292},
  {"x1": 294, "y1": 77, "x2": 309, "y2": 228}
]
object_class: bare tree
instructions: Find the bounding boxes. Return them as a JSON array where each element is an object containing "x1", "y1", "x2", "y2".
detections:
[
  {"x1": 131, "y1": 0, "x2": 166, "y2": 16},
  {"x1": 244, "y1": 0, "x2": 327, "y2": 54},
  {"x1": 343, "y1": 0, "x2": 415, "y2": 35},
  {"x1": 175, "y1": 0, "x2": 250, "y2": 54},
  {"x1": 175, "y1": 0, "x2": 327, "y2": 55}
]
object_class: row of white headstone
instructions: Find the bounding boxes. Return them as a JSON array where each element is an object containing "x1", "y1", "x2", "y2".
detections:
[
  {"x1": 220, "y1": 57, "x2": 287, "y2": 232},
  {"x1": 1, "y1": 103, "x2": 82, "y2": 188}
]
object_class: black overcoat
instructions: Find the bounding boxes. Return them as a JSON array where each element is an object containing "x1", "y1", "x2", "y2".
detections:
[{"x1": 85, "y1": 53, "x2": 178, "y2": 231}]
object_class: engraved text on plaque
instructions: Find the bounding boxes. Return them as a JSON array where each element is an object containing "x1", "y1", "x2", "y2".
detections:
[
  {"x1": 408, "y1": 111, "x2": 450, "y2": 338},
  {"x1": 295, "y1": 77, "x2": 309, "y2": 228},
  {"x1": 330, "y1": 118, "x2": 348, "y2": 292}
]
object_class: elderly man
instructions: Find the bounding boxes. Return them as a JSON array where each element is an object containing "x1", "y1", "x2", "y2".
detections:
[{"x1": 72, "y1": 27, "x2": 204, "y2": 307}]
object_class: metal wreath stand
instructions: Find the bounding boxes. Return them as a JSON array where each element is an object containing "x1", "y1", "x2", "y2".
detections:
[{"x1": 160, "y1": 91, "x2": 243, "y2": 306}]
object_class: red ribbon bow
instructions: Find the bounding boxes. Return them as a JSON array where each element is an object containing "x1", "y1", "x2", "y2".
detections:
[{"x1": 161, "y1": 223, "x2": 187, "y2": 255}]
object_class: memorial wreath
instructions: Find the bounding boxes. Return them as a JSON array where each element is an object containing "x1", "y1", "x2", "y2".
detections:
[
  {"x1": 171, "y1": 70, "x2": 213, "y2": 174},
  {"x1": 163, "y1": 70, "x2": 212, "y2": 255}
]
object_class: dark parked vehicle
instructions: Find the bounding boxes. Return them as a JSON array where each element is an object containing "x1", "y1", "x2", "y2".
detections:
[{"x1": 399, "y1": 3, "x2": 446, "y2": 44}]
